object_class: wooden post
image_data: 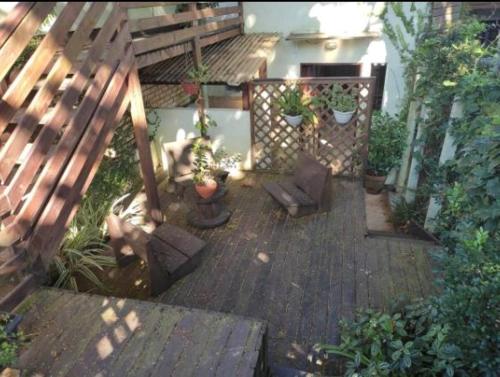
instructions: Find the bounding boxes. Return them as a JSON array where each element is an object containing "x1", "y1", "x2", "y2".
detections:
[
  {"x1": 424, "y1": 98, "x2": 462, "y2": 230},
  {"x1": 238, "y1": 2, "x2": 244, "y2": 34},
  {"x1": 404, "y1": 103, "x2": 429, "y2": 203},
  {"x1": 128, "y1": 63, "x2": 163, "y2": 224}
]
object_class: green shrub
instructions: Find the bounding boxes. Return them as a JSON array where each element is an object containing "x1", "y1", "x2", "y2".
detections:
[
  {"x1": 367, "y1": 112, "x2": 407, "y2": 176},
  {"x1": 0, "y1": 314, "x2": 24, "y2": 368},
  {"x1": 434, "y1": 228, "x2": 500, "y2": 375},
  {"x1": 51, "y1": 201, "x2": 116, "y2": 292},
  {"x1": 316, "y1": 299, "x2": 465, "y2": 376}
]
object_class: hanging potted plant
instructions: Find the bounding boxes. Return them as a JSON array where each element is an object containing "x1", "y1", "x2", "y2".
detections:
[
  {"x1": 192, "y1": 139, "x2": 218, "y2": 199},
  {"x1": 365, "y1": 111, "x2": 407, "y2": 193},
  {"x1": 277, "y1": 87, "x2": 316, "y2": 127},
  {"x1": 318, "y1": 84, "x2": 358, "y2": 125},
  {"x1": 181, "y1": 64, "x2": 209, "y2": 96}
]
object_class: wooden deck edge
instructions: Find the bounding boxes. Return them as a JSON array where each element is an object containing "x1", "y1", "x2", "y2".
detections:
[{"x1": 365, "y1": 230, "x2": 439, "y2": 246}]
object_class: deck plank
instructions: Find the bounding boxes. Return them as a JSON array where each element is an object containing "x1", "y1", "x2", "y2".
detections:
[
  {"x1": 14, "y1": 288, "x2": 266, "y2": 377},
  {"x1": 159, "y1": 173, "x2": 435, "y2": 371}
]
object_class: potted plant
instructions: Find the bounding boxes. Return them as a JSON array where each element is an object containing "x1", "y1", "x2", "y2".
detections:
[
  {"x1": 181, "y1": 64, "x2": 208, "y2": 96},
  {"x1": 277, "y1": 87, "x2": 315, "y2": 127},
  {"x1": 317, "y1": 84, "x2": 358, "y2": 125},
  {"x1": 192, "y1": 139, "x2": 218, "y2": 199},
  {"x1": 365, "y1": 111, "x2": 407, "y2": 194}
]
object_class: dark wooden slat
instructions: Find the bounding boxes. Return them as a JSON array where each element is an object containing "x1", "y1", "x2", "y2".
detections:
[
  {"x1": 128, "y1": 62, "x2": 162, "y2": 223},
  {"x1": 0, "y1": 2, "x2": 109, "y2": 184},
  {"x1": 129, "y1": 5, "x2": 240, "y2": 33},
  {"x1": 0, "y1": 2, "x2": 55, "y2": 83},
  {"x1": 30, "y1": 48, "x2": 133, "y2": 266},
  {"x1": 132, "y1": 16, "x2": 242, "y2": 55},
  {"x1": 136, "y1": 27, "x2": 241, "y2": 69},
  {"x1": 0, "y1": 2, "x2": 35, "y2": 48},
  {"x1": 0, "y1": 27, "x2": 130, "y2": 248},
  {"x1": 0, "y1": 2, "x2": 85, "y2": 137},
  {"x1": 0, "y1": 274, "x2": 37, "y2": 312},
  {"x1": 0, "y1": 5, "x2": 122, "y2": 219},
  {"x1": 119, "y1": 2, "x2": 191, "y2": 9}
]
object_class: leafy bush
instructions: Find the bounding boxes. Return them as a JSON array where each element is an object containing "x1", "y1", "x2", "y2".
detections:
[
  {"x1": 192, "y1": 138, "x2": 214, "y2": 185},
  {"x1": 0, "y1": 314, "x2": 24, "y2": 367},
  {"x1": 434, "y1": 228, "x2": 500, "y2": 375},
  {"x1": 316, "y1": 299, "x2": 465, "y2": 376},
  {"x1": 367, "y1": 112, "x2": 407, "y2": 176}
]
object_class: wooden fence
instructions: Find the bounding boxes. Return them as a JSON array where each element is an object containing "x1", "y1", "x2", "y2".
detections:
[{"x1": 249, "y1": 78, "x2": 376, "y2": 177}]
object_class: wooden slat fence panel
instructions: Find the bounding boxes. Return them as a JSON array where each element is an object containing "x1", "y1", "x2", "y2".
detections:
[{"x1": 250, "y1": 78, "x2": 376, "y2": 177}]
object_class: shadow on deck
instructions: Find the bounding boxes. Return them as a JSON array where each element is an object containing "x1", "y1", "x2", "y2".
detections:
[{"x1": 157, "y1": 172, "x2": 436, "y2": 371}]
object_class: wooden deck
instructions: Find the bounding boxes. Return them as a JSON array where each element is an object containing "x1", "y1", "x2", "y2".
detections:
[
  {"x1": 158, "y1": 173, "x2": 436, "y2": 371},
  {"x1": 14, "y1": 288, "x2": 267, "y2": 376}
]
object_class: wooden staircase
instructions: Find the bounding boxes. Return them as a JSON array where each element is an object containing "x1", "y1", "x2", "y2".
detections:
[{"x1": 0, "y1": 2, "x2": 161, "y2": 310}]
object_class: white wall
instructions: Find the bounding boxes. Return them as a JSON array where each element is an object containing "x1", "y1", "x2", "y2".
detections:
[
  {"x1": 243, "y1": 2, "x2": 426, "y2": 116},
  {"x1": 151, "y1": 108, "x2": 252, "y2": 174}
]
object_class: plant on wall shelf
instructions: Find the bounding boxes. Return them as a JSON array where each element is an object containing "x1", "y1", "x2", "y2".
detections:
[{"x1": 277, "y1": 87, "x2": 316, "y2": 127}]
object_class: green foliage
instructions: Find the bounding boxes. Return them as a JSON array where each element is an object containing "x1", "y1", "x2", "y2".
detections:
[
  {"x1": 211, "y1": 147, "x2": 242, "y2": 172},
  {"x1": 187, "y1": 64, "x2": 210, "y2": 84},
  {"x1": 0, "y1": 314, "x2": 24, "y2": 367},
  {"x1": 316, "y1": 84, "x2": 358, "y2": 112},
  {"x1": 332, "y1": 5, "x2": 500, "y2": 376},
  {"x1": 316, "y1": 299, "x2": 465, "y2": 376},
  {"x1": 194, "y1": 113, "x2": 218, "y2": 136},
  {"x1": 192, "y1": 139, "x2": 214, "y2": 185},
  {"x1": 51, "y1": 107, "x2": 161, "y2": 292},
  {"x1": 277, "y1": 87, "x2": 316, "y2": 123},
  {"x1": 52, "y1": 200, "x2": 116, "y2": 292},
  {"x1": 433, "y1": 228, "x2": 500, "y2": 374},
  {"x1": 367, "y1": 112, "x2": 407, "y2": 176}
]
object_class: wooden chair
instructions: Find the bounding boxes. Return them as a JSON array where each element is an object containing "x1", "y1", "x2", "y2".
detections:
[
  {"x1": 263, "y1": 152, "x2": 331, "y2": 217},
  {"x1": 106, "y1": 214, "x2": 206, "y2": 296}
]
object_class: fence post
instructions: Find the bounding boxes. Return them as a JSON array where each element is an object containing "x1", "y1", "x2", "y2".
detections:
[{"x1": 424, "y1": 98, "x2": 463, "y2": 230}]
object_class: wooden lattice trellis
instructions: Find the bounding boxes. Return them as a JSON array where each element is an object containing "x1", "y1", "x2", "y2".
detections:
[{"x1": 249, "y1": 78, "x2": 376, "y2": 177}]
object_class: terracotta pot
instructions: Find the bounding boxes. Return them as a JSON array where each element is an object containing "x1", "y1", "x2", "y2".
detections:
[
  {"x1": 364, "y1": 173, "x2": 386, "y2": 194},
  {"x1": 181, "y1": 82, "x2": 199, "y2": 95},
  {"x1": 195, "y1": 179, "x2": 218, "y2": 199}
]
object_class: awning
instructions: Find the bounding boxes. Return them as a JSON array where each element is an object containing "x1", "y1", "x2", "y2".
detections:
[{"x1": 139, "y1": 33, "x2": 280, "y2": 86}]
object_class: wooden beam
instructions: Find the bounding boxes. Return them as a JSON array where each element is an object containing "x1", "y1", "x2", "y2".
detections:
[
  {"x1": 0, "y1": 28, "x2": 130, "y2": 248},
  {"x1": 189, "y1": 3, "x2": 202, "y2": 69},
  {"x1": 129, "y1": 6, "x2": 240, "y2": 33},
  {"x1": 128, "y1": 62, "x2": 163, "y2": 224},
  {"x1": 0, "y1": 2, "x2": 55, "y2": 82},
  {"x1": 132, "y1": 16, "x2": 242, "y2": 55},
  {"x1": 0, "y1": 6, "x2": 123, "y2": 217},
  {"x1": 0, "y1": 2, "x2": 84, "y2": 136},
  {"x1": 0, "y1": 274, "x2": 38, "y2": 312},
  {"x1": 30, "y1": 47, "x2": 134, "y2": 267},
  {"x1": 136, "y1": 27, "x2": 240, "y2": 69},
  {"x1": 0, "y1": 2, "x2": 35, "y2": 48},
  {"x1": 0, "y1": 2, "x2": 108, "y2": 183}
]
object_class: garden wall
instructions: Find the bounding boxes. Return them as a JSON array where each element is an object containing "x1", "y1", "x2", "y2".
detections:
[{"x1": 149, "y1": 107, "x2": 252, "y2": 175}]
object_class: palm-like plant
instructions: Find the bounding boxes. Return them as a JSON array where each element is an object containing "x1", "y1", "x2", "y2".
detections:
[
  {"x1": 277, "y1": 87, "x2": 316, "y2": 123},
  {"x1": 52, "y1": 200, "x2": 115, "y2": 292}
]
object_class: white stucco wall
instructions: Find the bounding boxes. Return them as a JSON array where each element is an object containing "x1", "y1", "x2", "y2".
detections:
[
  {"x1": 243, "y1": 2, "x2": 426, "y2": 116},
  {"x1": 151, "y1": 108, "x2": 252, "y2": 174}
]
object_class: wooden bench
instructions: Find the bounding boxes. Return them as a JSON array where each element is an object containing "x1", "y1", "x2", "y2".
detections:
[
  {"x1": 106, "y1": 215, "x2": 206, "y2": 296},
  {"x1": 263, "y1": 152, "x2": 331, "y2": 217}
]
